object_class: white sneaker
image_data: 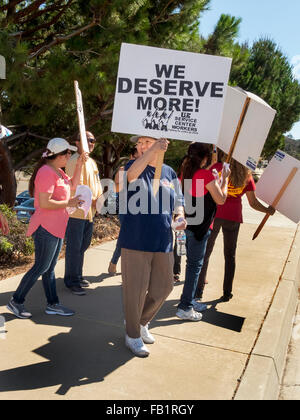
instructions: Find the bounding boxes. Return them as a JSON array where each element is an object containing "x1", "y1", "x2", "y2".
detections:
[
  {"x1": 176, "y1": 308, "x2": 202, "y2": 321},
  {"x1": 140, "y1": 324, "x2": 155, "y2": 344},
  {"x1": 125, "y1": 335, "x2": 150, "y2": 358},
  {"x1": 192, "y1": 299, "x2": 208, "y2": 312}
]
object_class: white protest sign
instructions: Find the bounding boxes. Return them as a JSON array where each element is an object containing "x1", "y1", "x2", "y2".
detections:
[
  {"x1": 256, "y1": 150, "x2": 300, "y2": 223},
  {"x1": 76, "y1": 185, "x2": 92, "y2": 217},
  {"x1": 111, "y1": 43, "x2": 232, "y2": 143},
  {"x1": 74, "y1": 81, "x2": 89, "y2": 153},
  {"x1": 67, "y1": 185, "x2": 92, "y2": 218},
  {"x1": 217, "y1": 86, "x2": 276, "y2": 170},
  {"x1": 0, "y1": 55, "x2": 5, "y2": 79}
]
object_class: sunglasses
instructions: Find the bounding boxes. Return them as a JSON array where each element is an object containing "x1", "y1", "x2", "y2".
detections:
[{"x1": 87, "y1": 137, "x2": 96, "y2": 144}]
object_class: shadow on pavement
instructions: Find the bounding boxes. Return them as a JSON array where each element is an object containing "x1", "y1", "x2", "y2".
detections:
[
  {"x1": 84, "y1": 272, "x2": 121, "y2": 284},
  {"x1": 0, "y1": 279, "x2": 132, "y2": 396},
  {"x1": 0, "y1": 322, "x2": 132, "y2": 396},
  {"x1": 0, "y1": 274, "x2": 245, "y2": 396},
  {"x1": 152, "y1": 298, "x2": 245, "y2": 333}
]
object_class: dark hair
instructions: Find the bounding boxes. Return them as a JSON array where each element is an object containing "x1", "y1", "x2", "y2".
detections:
[
  {"x1": 29, "y1": 149, "x2": 68, "y2": 196},
  {"x1": 180, "y1": 143, "x2": 212, "y2": 188},
  {"x1": 130, "y1": 146, "x2": 138, "y2": 157}
]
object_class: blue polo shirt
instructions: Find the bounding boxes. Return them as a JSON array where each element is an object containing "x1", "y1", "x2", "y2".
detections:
[{"x1": 119, "y1": 161, "x2": 184, "y2": 253}]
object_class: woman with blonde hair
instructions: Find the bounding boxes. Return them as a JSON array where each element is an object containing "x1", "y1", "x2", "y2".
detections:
[{"x1": 195, "y1": 155, "x2": 275, "y2": 302}]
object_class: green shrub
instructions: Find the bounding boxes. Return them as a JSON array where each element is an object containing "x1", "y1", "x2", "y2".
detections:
[
  {"x1": 0, "y1": 237, "x2": 14, "y2": 253},
  {"x1": 0, "y1": 204, "x2": 34, "y2": 264},
  {"x1": 23, "y1": 238, "x2": 35, "y2": 256}
]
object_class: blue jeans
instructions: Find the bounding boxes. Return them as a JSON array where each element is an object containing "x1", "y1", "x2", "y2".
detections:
[
  {"x1": 111, "y1": 214, "x2": 124, "y2": 265},
  {"x1": 13, "y1": 226, "x2": 63, "y2": 305},
  {"x1": 64, "y1": 218, "x2": 93, "y2": 288},
  {"x1": 178, "y1": 229, "x2": 211, "y2": 311}
]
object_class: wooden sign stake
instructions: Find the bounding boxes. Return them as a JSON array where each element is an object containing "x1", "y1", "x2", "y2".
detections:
[
  {"x1": 252, "y1": 167, "x2": 298, "y2": 240},
  {"x1": 74, "y1": 81, "x2": 89, "y2": 154},
  {"x1": 211, "y1": 144, "x2": 218, "y2": 166},
  {"x1": 152, "y1": 97, "x2": 252, "y2": 197},
  {"x1": 153, "y1": 150, "x2": 165, "y2": 196},
  {"x1": 74, "y1": 80, "x2": 90, "y2": 190},
  {"x1": 226, "y1": 96, "x2": 251, "y2": 164}
]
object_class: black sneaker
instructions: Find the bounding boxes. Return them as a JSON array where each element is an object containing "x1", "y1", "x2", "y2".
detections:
[
  {"x1": 70, "y1": 286, "x2": 86, "y2": 296},
  {"x1": 7, "y1": 298, "x2": 32, "y2": 319},
  {"x1": 222, "y1": 293, "x2": 233, "y2": 302},
  {"x1": 45, "y1": 303, "x2": 75, "y2": 316}
]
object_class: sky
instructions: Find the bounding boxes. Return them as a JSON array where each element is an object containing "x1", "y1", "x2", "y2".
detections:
[{"x1": 199, "y1": 0, "x2": 300, "y2": 139}]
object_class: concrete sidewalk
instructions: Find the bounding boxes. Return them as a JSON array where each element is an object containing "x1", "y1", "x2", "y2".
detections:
[{"x1": 0, "y1": 201, "x2": 299, "y2": 400}]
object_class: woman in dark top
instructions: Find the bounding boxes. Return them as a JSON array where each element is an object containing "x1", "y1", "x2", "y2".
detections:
[{"x1": 176, "y1": 143, "x2": 230, "y2": 321}]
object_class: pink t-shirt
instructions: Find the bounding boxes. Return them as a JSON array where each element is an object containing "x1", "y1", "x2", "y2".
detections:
[{"x1": 27, "y1": 165, "x2": 71, "y2": 239}]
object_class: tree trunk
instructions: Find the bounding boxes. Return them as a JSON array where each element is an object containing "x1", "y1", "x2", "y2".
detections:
[
  {"x1": 0, "y1": 138, "x2": 17, "y2": 206},
  {"x1": 101, "y1": 141, "x2": 124, "y2": 180}
]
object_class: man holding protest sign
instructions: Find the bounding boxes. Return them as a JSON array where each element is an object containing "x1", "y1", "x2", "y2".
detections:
[
  {"x1": 64, "y1": 131, "x2": 102, "y2": 296},
  {"x1": 119, "y1": 135, "x2": 186, "y2": 357}
]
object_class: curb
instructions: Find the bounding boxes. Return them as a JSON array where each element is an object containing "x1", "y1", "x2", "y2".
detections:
[{"x1": 235, "y1": 224, "x2": 300, "y2": 400}]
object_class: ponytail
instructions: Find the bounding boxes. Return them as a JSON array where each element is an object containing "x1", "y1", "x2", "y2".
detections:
[{"x1": 29, "y1": 158, "x2": 47, "y2": 197}]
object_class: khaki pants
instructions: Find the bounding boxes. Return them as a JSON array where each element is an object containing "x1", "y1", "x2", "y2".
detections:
[{"x1": 121, "y1": 248, "x2": 174, "y2": 338}]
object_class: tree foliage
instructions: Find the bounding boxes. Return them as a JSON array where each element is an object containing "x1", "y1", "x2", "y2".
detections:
[
  {"x1": 232, "y1": 39, "x2": 300, "y2": 159},
  {"x1": 0, "y1": 204, "x2": 34, "y2": 264},
  {"x1": 0, "y1": 0, "x2": 210, "y2": 187},
  {"x1": 201, "y1": 19, "x2": 300, "y2": 160},
  {"x1": 202, "y1": 13, "x2": 241, "y2": 55},
  {"x1": 0, "y1": 2, "x2": 300, "y2": 205},
  {"x1": 200, "y1": 14, "x2": 250, "y2": 87},
  {"x1": 285, "y1": 136, "x2": 300, "y2": 160}
]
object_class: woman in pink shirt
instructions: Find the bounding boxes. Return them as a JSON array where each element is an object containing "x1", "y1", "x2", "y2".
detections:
[{"x1": 7, "y1": 138, "x2": 87, "y2": 319}]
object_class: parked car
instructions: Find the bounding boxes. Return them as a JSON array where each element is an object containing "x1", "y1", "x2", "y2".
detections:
[
  {"x1": 14, "y1": 197, "x2": 35, "y2": 223},
  {"x1": 15, "y1": 190, "x2": 31, "y2": 206}
]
